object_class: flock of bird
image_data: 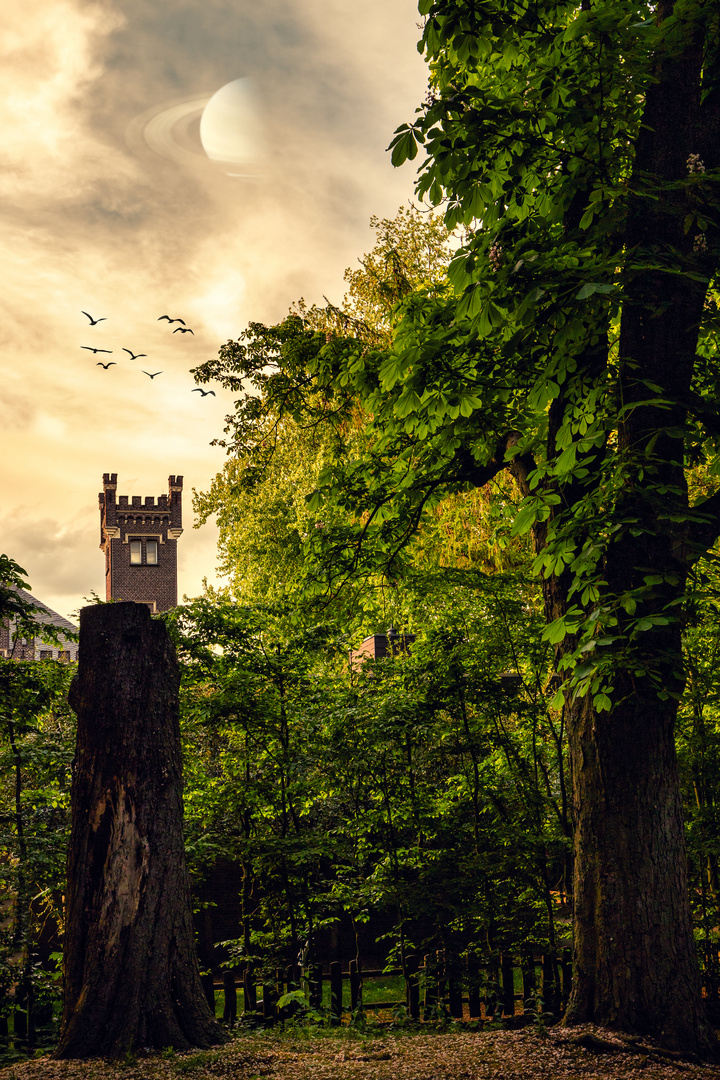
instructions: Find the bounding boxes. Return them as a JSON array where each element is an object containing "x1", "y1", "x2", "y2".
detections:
[{"x1": 80, "y1": 310, "x2": 216, "y2": 396}]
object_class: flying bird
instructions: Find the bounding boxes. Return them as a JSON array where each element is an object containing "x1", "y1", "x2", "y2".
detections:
[
  {"x1": 81, "y1": 311, "x2": 106, "y2": 325},
  {"x1": 122, "y1": 348, "x2": 147, "y2": 360},
  {"x1": 158, "y1": 316, "x2": 185, "y2": 324},
  {"x1": 173, "y1": 327, "x2": 194, "y2": 334},
  {"x1": 192, "y1": 388, "x2": 216, "y2": 397},
  {"x1": 96, "y1": 362, "x2": 116, "y2": 369},
  {"x1": 142, "y1": 370, "x2": 163, "y2": 379},
  {"x1": 82, "y1": 346, "x2": 112, "y2": 354}
]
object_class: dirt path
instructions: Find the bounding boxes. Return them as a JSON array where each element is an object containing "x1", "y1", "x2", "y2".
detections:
[{"x1": 2, "y1": 1025, "x2": 720, "y2": 1080}]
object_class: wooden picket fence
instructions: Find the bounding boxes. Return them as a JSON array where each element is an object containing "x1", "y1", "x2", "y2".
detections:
[
  {"x1": 3, "y1": 944, "x2": 720, "y2": 1050},
  {"x1": 0, "y1": 983, "x2": 54, "y2": 1054},
  {"x1": 206, "y1": 948, "x2": 575, "y2": 1025}
]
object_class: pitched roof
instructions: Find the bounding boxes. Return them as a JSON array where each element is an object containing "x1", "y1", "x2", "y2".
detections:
[{"x1": 13, "y1": 589, "x2": 78, "y2": 637}]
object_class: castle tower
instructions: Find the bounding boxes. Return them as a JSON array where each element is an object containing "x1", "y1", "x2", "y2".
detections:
[{"x1": 99, "y1": 473, "x2": 183, "y2": 612}]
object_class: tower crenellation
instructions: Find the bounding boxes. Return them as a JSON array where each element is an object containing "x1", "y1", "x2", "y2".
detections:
[{"x1": 99, "y1": 473, "x2": 183, "y2": 612}]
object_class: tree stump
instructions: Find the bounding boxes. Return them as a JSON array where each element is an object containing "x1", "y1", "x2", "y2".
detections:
[{"x1": 56, "y1": 602, "x2": 226, "y2": 1058}]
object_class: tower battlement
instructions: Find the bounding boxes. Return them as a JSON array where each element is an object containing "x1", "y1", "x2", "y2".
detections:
[{"x1": 99, "y1": 473, "x2": 183, "y2": 612}]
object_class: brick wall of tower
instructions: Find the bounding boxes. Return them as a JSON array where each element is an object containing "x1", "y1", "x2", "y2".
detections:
[{"x1": 99, "y1": 473, "x2": 183, "y2": 612}]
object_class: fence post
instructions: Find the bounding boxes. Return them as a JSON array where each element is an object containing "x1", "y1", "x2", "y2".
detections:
[
  {"x1": 561, "y1": 948, "x2": 572, "y2": 1008},
  {"x1": 243, "y1": 966, "x2": 257, "y2": 1015},
  {"x1": 282, "y1": 964, "x2": 301, "y2": 1018},
  {"x1": 349, "y1": 959, "x2": 363, "y2": 1011},
  {"x1": 202, "y1": 973, "x2": 215, "y2": 1015},
  {"x1": 33, "y1": 995, "x2": 53, "y2": 1033},
  {"x1": 467, "y1": 955, "x2": 481, "y2": 1019},
  {"x1": 521, "y1": 949, "x2": 537, "y2": 1012},
  {"x1": 308, "y1": 964, "x2": 323, "y2": 1010},
  {"x1": 704, "y1": 944, "x2": 716, "y2": 1001},
  {"x1": 485, "y1": 956, "x2": 500, "y2": 1017},
  {"x1": 405, "y1": 953, "x2": 420, "y2": 1020},
  {"x1": 222, "y1": 970, "x2": 237, "y2": 1024},
  {"x1": 13, "y1": 981, "x2": 34, "y2": 1049},
  {"x1": 27, "y1": 983, "x2": 36, "y2": 1050},
  {"x1": 13, "y1": 1003, "x2": 27, "y2": 1049},
  {"x1": 500, "y1": 952, "x2": 515, "y2": 1017},
  {"x1": 262, "y1": 980, "x2": 277, "y2": 1022},
  {"x1": 436, "y1": 954, "x2": 446, "y2": 1010},
  {"x1": 447, "y1": 955, "x2": 463, "y2": 1018},
  {"x1": 542, "y1": 953, "x2": 559, "y2": 1014},
  {"x1": 423, "y1": 953, "x2": 439, "y2": 1020},
  {"x1": 286, "y1": 963, "x2": 300, "y2": 990},
  {"x1": 329, "y1": 961, "x2": 343, "y2": 1026}
]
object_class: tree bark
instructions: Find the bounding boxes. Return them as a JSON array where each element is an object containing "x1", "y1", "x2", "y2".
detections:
[
  {"x1": 554, "y1": 4, "x2": 719, "y2": 1054},
  {"x1": 564, "y1": 686, "x2": 713, "y2": 1051},
  {"x1": 56, "y1": 602, "x2": 226, "y2": 1058}
]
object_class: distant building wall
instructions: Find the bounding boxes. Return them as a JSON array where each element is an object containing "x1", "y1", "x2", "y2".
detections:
[
  {"x1": 0, "y1": 591, "x2": 78, "y2": 662},
  {"x1": 99, "y1": 473, "x2": 183, "y2": 612},
  {"x1": 349, "y1": 628, "x2": 416, "y2": 670}
]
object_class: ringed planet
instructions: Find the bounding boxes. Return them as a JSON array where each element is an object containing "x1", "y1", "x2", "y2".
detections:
[
  {"x1": 126, "y1": 77, "x2": 265, "y2": 177},
  {"x1": 200, "y1": 79, "x2": 265, "y2": 176}
]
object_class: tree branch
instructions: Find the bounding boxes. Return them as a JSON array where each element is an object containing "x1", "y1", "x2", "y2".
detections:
[{"x1": 453, "y1": 433, "x2": 536, "y2": 491}]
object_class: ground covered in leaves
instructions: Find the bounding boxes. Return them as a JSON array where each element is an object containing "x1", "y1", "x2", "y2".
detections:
[{"x1": 2, "y1": 1024, "x2": 720, "y2": 1080}]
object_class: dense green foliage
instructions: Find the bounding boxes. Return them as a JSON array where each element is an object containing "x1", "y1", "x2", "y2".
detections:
[
  {"x1": 191, "y1": 0, "x2": 720, "y2": 1048},
  {"x1": 3, "y1": 0, "x2": 720, "y2": 1050},
  {"x1": 167, "y1": 574, "x2": 569, "y2": 982}
]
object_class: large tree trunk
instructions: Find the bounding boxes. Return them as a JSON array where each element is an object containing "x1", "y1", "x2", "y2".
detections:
[
  {"x1": 56, "y1": 602, "x2": 226, "y2": 1058},
  {"x1": 564, "y1": 688, "x2": 713, "y2": 1052},
  {"x1": 555, "y1": 3, "x2": 719, "y2": 1054}
]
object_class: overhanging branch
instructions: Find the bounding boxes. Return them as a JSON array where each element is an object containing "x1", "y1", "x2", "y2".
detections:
[{"x1": 454, "y1": 433, "x2": 536, "y2": 491}]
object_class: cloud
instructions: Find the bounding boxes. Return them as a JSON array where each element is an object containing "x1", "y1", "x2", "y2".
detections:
[
  {"x1": 0, "y1": 2, "x2": 127, "y2": 199},
  {"x1": 0, "y1": 0, "x2": 428, "y2": 616},
  {"x1": 0, "y1": 386, "x2": 36, "y2": 430},
  {"x1": 0, "y1": 510, "x2": 97, "y2": 617}
]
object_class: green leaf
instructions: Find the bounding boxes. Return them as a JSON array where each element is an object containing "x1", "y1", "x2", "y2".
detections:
[
  {"x1": 554, "y1": 445, "x2": 577, "y2": 474},
  {"x1": 458, "y1": 393, "x2": 483, "y2": 417},
  {"x1": 543, "y1": 619, "x2": 568, "y2": 644},
  {"x1": 576, "y1": 282, "x2": 614, "y2": 299},
  {"x1": 389, "y1": 129, "x2": 420, "y2": 167},
  {"x1": 395, "y1": 390, "x2": 422, "y2": 418},
  {"x1": 550, "y1": 688, "x2": 565, "y2": 710}
]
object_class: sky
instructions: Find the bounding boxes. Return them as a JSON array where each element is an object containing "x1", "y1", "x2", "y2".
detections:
[{"x1": 0, "y1": 0, "x2": 428, "y2": 621}]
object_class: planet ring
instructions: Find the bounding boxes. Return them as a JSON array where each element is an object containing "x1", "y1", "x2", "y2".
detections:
[{"x1": 125, "y1": 94, "x2": 212, "y2": 170}]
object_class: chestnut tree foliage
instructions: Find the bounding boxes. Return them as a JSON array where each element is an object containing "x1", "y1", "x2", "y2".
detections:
[
  {"x1": 167, "y1": 581, "x2": 569, "y2": 1005},
  {"x1": 194, "y1": 0, "x2": 720, "y2": 1053}
]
